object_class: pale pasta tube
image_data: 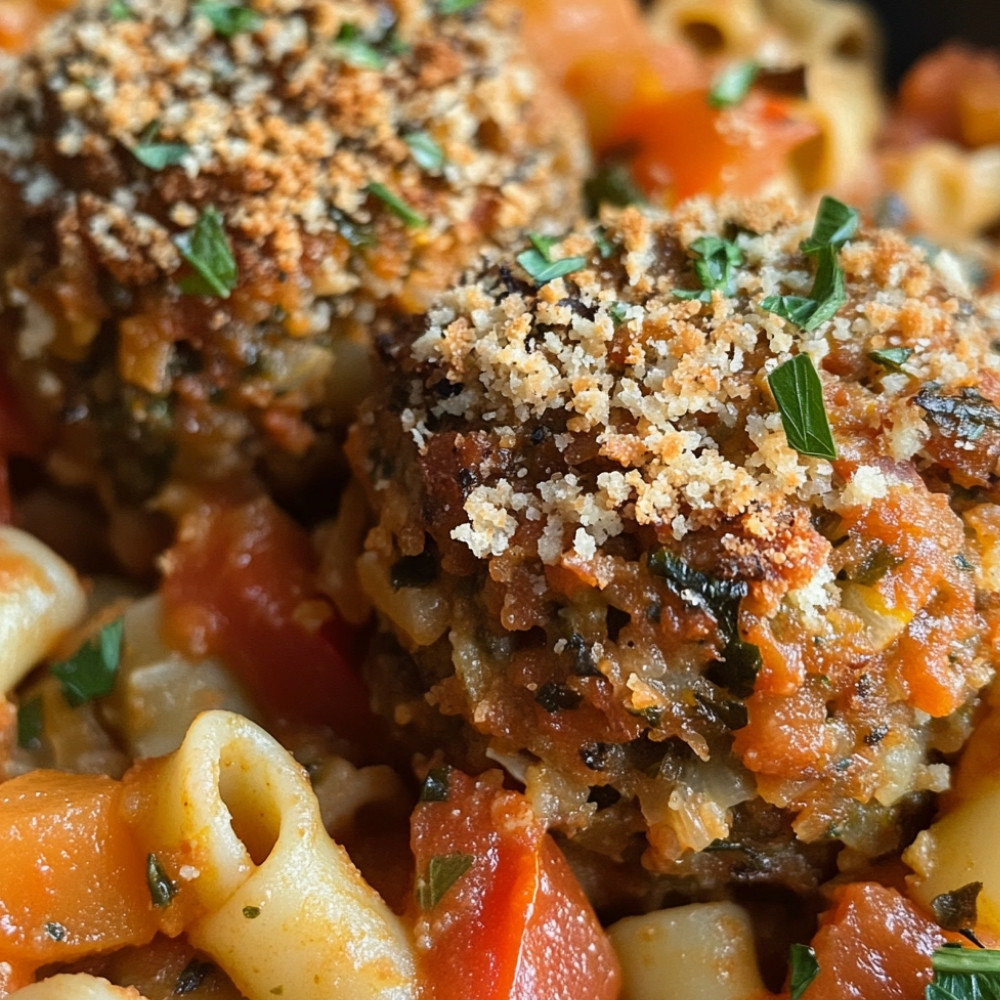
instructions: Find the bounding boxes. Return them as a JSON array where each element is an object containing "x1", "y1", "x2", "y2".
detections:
[
  {"x1": 9, "y1": 975, "x2": 149, "y2": 1000},
  {"x1": 607, "y1": 902, "x2": 770, "y2": 1000},
  {"x1": 0, "y1": 525, "x2": 87, "y2": 695},
  {"x1": 136, "y1": 710, "x2": 418, "y2": 1000},
  {"x1": 645, "y1": 0, "x2": 764, "y2": 57},
  {"x1": 761, "y1": 0, "x2": 878, "y2": 64}
]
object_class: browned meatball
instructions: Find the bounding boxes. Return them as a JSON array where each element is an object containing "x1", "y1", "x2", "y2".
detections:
[
  {"x1": 342, "y1": 195, "x2": 1000, "y2": 907},
  {"x1": 0, "y1": 0, "x2": 588, "y2": 508}
]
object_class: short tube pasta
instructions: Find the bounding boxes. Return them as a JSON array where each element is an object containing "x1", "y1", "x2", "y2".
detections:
[{"x1": 9, "y1": 974, "x2": 150, "y2": 1000}]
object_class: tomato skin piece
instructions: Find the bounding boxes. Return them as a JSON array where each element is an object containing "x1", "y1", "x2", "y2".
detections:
[
  {"x1": 160, "y1": 494, "x2": 376, "y2": 744},
  {"x1": 409, "y1": 770, "x2": 620, "y2": 1000}
]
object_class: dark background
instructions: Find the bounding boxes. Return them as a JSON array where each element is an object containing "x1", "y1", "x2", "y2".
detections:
[{"x1": 867, "y1": 0, "x2": 1000, "y2": 84}]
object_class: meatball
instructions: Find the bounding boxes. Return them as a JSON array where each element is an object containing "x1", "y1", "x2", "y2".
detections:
[
  {"x1": 0, "y1": 0, "x2": 588, "y2": 507},
  {"x1": 343, "y1": 196, "x2": 1000, "y2": 904}
]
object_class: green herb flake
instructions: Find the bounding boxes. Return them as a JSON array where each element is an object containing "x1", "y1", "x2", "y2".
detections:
[
  {"x1": 51, "y1": 618, "x2": 124, "y2": 707},
  {"x1": 762, "y1": 245, "x2": 846, "y2": 331},
  {"x1": 175, "y1": 959, "x2": 214, "y2": 994},
  {"x1": 133, "y1": 137, "x2": 189, "y2": 170},
  {"x1": 849, "y1": 544, "x2": 904, "y2": 586},
  {"x1": 931, "y1": 883, "x2": 983, "y2": 932},
  {"x1": 516, "y1": 233, "x2": 586, "y2": 286},
  {"x1": 789, "y1": 943, "x2": 820, "y2": 999},
  {"x1": 192, "y1": 1, "x2": 262, "y2": 36},
  {"x1": 438, "y1": 0, "x2": 480, "y2": 13},
  {"x1": 955, "y1": 553, "x2": 974, "y2": 572},
  {"x1": 146, "y1": 853, "x2": 178, "y2": 908},
  {"x1": 674, "y1": 234, "x2": 743, "y2": 301},
  {"x1": 767, "y1": 354, "x2": 838, "y2": 460},
  {"x1": 45, "y1": 921, "x2": 67, "y2": 941},
  {"x1": 708, "y1": 60, "x2": 758, "y2": 108},
  {"x1": 927, "y1": 944, "x2": 1000, "y2": 1000},
  {"x1": 593, "y1": 226, "x2": 617, "y2": 260},
  {"x1": 915, "y1": 385, "x2": 1000, "y2": 442},
  {"x1": 366, "y1": 182, "x2": 427, "y2": 229},
  {"x1": 174, "y1": 206, "x2": 238, "y2": 298},
  {"x1": 270, "y1": 989, "x2": 283, "y2": 997},
  {"x1": 404, "y1": 130, "x2": 445, "y2": 173},
  {"x1": 332, "y1": 23, "x2": 386, "y2": 70},
  {"x1": 416, "y1": 852, "x2": 474, "y2": 910},
  {"x1": 868, "y1": 346, "x2": 913, "y2": 371},
  {"x1": 108, "y1": 0, "x2": 135, "y2": 20},
  {"x1": 419, "y1": 765, "x2": 452, "y2": 803},
  {"x1": 800, "y1": 195, "x2": 860, "y2": 254},
  {"x1": 16, "y1": 696, "x2": 44, "y2": 750},
  {"x1": 243, "y1": 905, "x2": 261, "y2": 919},
  {"x1": 583, "y1": 161, "x2": 645, "y2": 215},
  {"x1": 608, "y1": 301, "x2": 629, "y2": 324}
]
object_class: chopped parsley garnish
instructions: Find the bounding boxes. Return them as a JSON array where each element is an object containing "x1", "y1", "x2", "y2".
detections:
[
  {"x1": 332, "y1": 23, "x2": 386, "y2": 70},
  {"x1": 927, "y1": 944, "x2": 1000, "y2": 1000},
  {"x1": 789, "y1": 943, "x2": 820, "y2": 999},
  {"x1": 608, "y1": 301, "x2": 629, "y2": 324},
  {"x1": 404, "y1": 130, "x2": 446, "y2": 173},
  {"x1": 708, "y1": 60, "x2": 758, "y2": 108},
  {"x1": 438, "y1": 0, "x2": 480, "y2": 13},
  {"x1": 146, "y1": 853, "x2": 178, "y2": 908},
  {"x1": 329, "y1": 206, "x2": 374, "y2": 248},
  {"x1": 868, "y1": 346, "x2": 913, "y2": 371},
  {"x1": 768, "y1": 354, "x2": 838, "y2": 460},
  {"x1": 45, "y1": 921, "x2": 67, "y2": 941},
  {"x1": 593, "y1": 226, "x2": 617, "y2": 260},
  {"x1": 366, "y1": 182, "x2": 427, "y2": 229},
  {"x1": 175, "y1": 959, "x2": 214, "y2": 996},
  {"x1": 132, "y1": 123, "x2": 188, "y2": 170},
  {"x1": 583, "y1": 162, "x2": 645, "y2": 215},
  {"x1": 931, "y1": 883, "x2": 983, "y2": 933},
  {"x1": 243, "y1": 905, "x2": 261, "y2": 919},
  {"x1": 516, "y1": 233, "x2": 586, "y2": 286},
  {"x1": 108, "y1": 0, "x2": 136, "y2": 20},
  {"x1": 419, "y1": 765, "x2": 452, "y2": 803},
  {"x1": 50, "y1": 618, "x2": 124, "y2": 707},
  {"x1": 16, "y1": 695, "x2": 43, "y2": 750},
  {"x1": 648, "y1": 550, "x2": 760, "y2": 701},
  {"x1": 761, "y1": 195, "x2": 857, "y2": 330},
  {"x1": 847, "y1": 544, "x2": 904, "y2": 586},
  {"x1": 416, "y1": 852, "x2": 474, "y2": 910},
  {"x1": 192, "y1": 1, "x2": 262, "y2": 37},
  {"x1": 175, "y1": 206, "x2": 238, "y2": 298},
  {"x1": 674, "y1": 235, "x2": 743, "y2": 301}
]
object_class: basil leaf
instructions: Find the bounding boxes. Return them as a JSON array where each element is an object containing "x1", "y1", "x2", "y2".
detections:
[
  {"x1": 803, "y1": 245, "x2": 847, "y2": 328},
  {"x1": 133, "y1": 142, "x2": 189, "y2": 170},
  {"x1": 768, "y1": 354, "x2": 837, "y2": 460},
  {"x1": 366, "y1": 181, "x2": 427, "y2": 228},
  {"x1": 16, "y1": 695, "x2": 43, "y2": 749},
  {"x1": 868, "y1": 346, "x2": 913, "y2": 371},
  {"x1": 50, "y1": 618, "x2": 124, "y2": 707},
  {"x1": 583, "y1": 161, "x2": 645, "y2": 214},
  {"x1": 789, "y1": 943, "x2": 820, "y2": 999},
  {"x1": 675, "y1": 234, "x2": 743, "y2": 301},
  {"x1": 416, "y1": 852, "x2": 474, "y2": 910},
  {"x1": 175, "y1": 206, "x2": 238, "y2": 298},
  {"x1": 333, "y1": 23, "x2": 386, "y2": 70},
  {"x1": 516, "y1": 234, "x2": 586, "y2": 286},
  {"x1": 708, "y1": 60, "x2": 758, "y2": 108},
  {"x1": 146, "y1": 853, "x2": 178, "y2": 908},
  {"x1": 928, "y1": 944, "x2": 1000, "y2": 1000},
  {"x1": 404, "y1": 130, "x2": 445, "y2": 173},
  {"x1": 438, "y1": 0, "x2": 480, "y2": 13},
  {"x1": 192, "y1": 1, "x2": 261, "y2": 36},
  {"x1": 800, "y1": 195, "x2": 860, "y2": 253}
]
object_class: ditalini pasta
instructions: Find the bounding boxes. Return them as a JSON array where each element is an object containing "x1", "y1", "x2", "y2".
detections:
[{"x1": 7, "y1": 975, "x2": 148, "y2": 1000}]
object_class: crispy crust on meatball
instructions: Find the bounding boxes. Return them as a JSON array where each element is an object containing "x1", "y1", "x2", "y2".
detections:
[
  {"x1": 0, "y1": 0, "x2": 588, "y2": 504},
  {"x1": 343, "y1": 196, "x2": 1000, "y2": 897}
]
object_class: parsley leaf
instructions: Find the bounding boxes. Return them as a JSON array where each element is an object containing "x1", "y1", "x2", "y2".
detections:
[
  {"x1": 583, "y1": 161, "x2": 645, "y2": 215},
  {"x1": 768, "y1": 354, "x2": 837, "y2": 460},
  {"x1": 674, "y1": 235, "x2": 743, "y2": 301},
  {"x1": 708, "y1": 60, "x2": 758, "y2": 108},
  {"x1": 516, "y1": 233, "x2": 586, "y2": 286},
  {"x1": 789, "y1": 943, "x2": 820, "y2": 999},
  {"x1": 175, "y1": 206, "x2": 238, "y2": 298},
  {"x1": 800, "y1": 195, "x2": 860, "y2": 253},
  {"x1": 869, "y1": 346, "x2": 913, "y2": 371},
  {"x1": 927, "y1": 944, "x2": 1000, "y2": 1000},
  {"x1": 416, "y1": 853, "x2": 474, "y2": 910},
  {"x1": 16, "y1": 695, "x2": 43, "y2": 749},
  {"x1": 366, "y1": 182, "x2": 427, "y2": 228},
  {"x1": 931, "y1": 883, "x2": 983, "y2": 933},
  {"x1": 133, "y1": 129, "x2": 189, "y2": 171},
  {"x1": 404, "y1": 130, "x2": 445, "y2": 173},
  {"x1": 192, "y1": 1, "x2": 261, "y2": 36},
  {"x1": 438, "y1": 0, "x2": 480, "y2": 13},
  {"x1": 50, "y1": 618, "x2": 124, "y2": 707},
  {"x1": 108, "y1": 0, "x2": 136, "y2": 20},
  {"x1": 146, "y1": 853, "x2": 178, "y2": 908},
  {"x1": 332, "y1": 23, "x2": 386, "y2": 70}
]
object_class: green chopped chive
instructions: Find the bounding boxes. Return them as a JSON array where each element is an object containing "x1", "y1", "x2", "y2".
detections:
[
  {"x1": 332, "y1": 23, "x2": 386, "y2": 70},
  {"x1": 416, "y1": 852, "x2": 474, "y2": 910},
  {"x1": 708, "y1": 60, "x2": 758, "y2": 108},
  {"x1": 768, "y1": 354, "x2": 837, "y2": 460},
  {"x1": 404, "y1": 130, "x2": 446, "y2": 173},
  {"x1": 516, "y1": 233, "x2": 586, "y2": 286},
  {"x1": 674, "y1": 234, "x2": 743, "y2": 301},
  {"x1": 192, "y1": 1, "x2": 261, "y2": 36},
  {"x1": 146, "y1": 853, "x2": 178, "y2": 908},
  {"x1": 788, "y1": 943, "x2": 820, "y2": 999},
  {"x1": 50, "y1": 618, "x2": 123, "y2": 707},
  {"x1": 16, "y1": 695, "x2": 43, "y2": 750},
  {"x1": 175, "y1": 206, "x2": 238, "y2": 298},
  {"x1": 868, "y1": 346, "x2": 913, "y2": 371},
  {"x1": 366, "y1": 182, "x2": 427, "y2": 228}
]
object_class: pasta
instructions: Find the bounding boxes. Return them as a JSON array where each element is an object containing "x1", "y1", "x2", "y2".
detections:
[{"x1": 0, "y1": 1, "x2": 999, "y2": 999}]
